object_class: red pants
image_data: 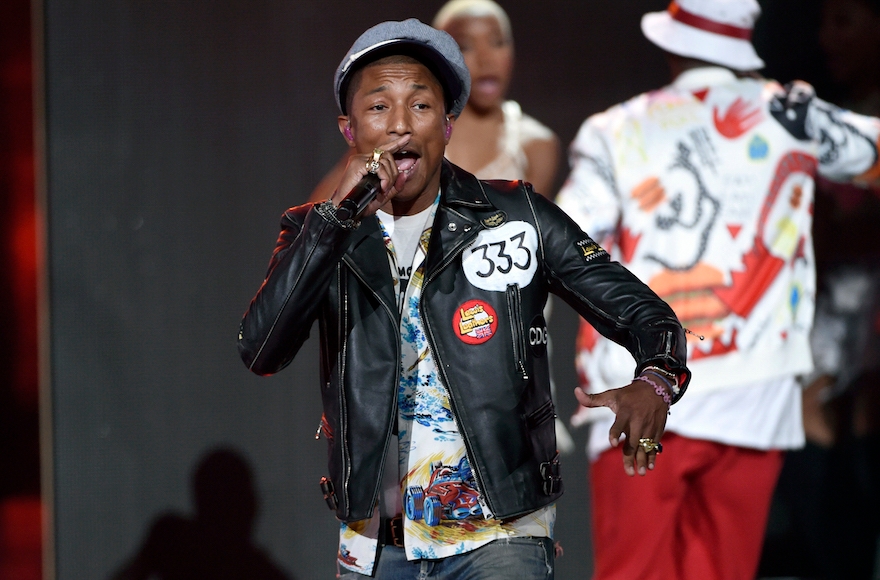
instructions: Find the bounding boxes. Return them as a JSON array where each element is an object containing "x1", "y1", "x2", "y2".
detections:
[{"x1": 589, "y1": 433, "x2": 784, "y2": 580}]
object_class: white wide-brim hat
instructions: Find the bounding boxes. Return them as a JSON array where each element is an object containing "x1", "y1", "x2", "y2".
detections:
[{"x1": 641, "y1": 0, "x2": 765, "y2": 71}]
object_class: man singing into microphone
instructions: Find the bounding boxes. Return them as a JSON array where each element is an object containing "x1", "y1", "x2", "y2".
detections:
[{"x1": 238, "y1": 19, "x2": 690, "y2": 578}]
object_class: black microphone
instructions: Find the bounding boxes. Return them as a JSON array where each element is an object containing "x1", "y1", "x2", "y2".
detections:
[{"x1": 336, "y1": 172, "x2": 382, "y2": 221}]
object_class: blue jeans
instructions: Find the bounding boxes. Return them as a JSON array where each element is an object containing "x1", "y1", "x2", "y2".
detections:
[{"x1": 338, "y1": 536, "x2": 554, "y2": 579}]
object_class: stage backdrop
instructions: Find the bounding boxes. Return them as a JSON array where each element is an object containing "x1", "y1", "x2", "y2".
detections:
[{"x1": 41, "y1": 0, "x2": 810, "y2": 578}]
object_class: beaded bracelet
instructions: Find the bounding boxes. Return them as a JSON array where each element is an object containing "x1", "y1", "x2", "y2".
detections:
[
  {"x1": 643, "y1": 369, "x2": 676, "y2": 394},
  {"x1": 643, "y1": 366, "x2": 680, "y2": 398},
  {"x1": 637, "y1": 374, "x2": 672, "y2": 406}
]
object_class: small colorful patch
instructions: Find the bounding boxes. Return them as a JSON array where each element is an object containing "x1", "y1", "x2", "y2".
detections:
[
  {"x1": 748, "y1": 134, "x2": 769, "y2": 160},
  {"x1": 790, "y1": 283, "x2": 801, "y2": 313},
  {"x1": 575, "y1": 238, "x2": 609, "y2": 263},
  {"x1": 481, "y1": 211, "x2": 506, "y2": 228},
  {"x1": 529, "y1": 315, "x2": 549, "y2": 357},
  {"x1": 453, "y1": 300, "x2": 498, "y2": 345}
]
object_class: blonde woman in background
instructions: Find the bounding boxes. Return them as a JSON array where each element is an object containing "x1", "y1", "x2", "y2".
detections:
[{"x1": 433, "y1": 0, "x2": 560, "y2": 196}]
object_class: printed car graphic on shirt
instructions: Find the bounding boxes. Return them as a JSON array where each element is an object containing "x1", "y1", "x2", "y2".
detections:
[
  {"x1": 337, "y1": 546, "x2": 358, "y2": 567},
  {"x1": 404, "y1": 456, "x2": 482, "y2": 526}
]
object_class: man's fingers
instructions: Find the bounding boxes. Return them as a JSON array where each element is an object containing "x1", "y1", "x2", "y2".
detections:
[
  {"x1": 621, "y1": 438, "x2": 636, "y2": 477},
  {"x1": 332, "y1": 144, "x2": 398, "y2": 210},
  {"x1": 392, "y1": 166, "x2": 407, "y2": 193},
  {"x1": 626, "y1": 420, "x2": 652, "y2": 476},
  {"x1": 634, "y1": 445, "x2": 650, "y2": 476},
  {"x1": 378, "y1": 134, "x2": 411, "y2": 155},
  {"x1": 634, "y1": 434, "x2": 663, "y2": 474},
  {"x1": 377, "y1": 157, "x2": 399, "y2": 197},
  {"x1": 621, "y1": 436, "x2": 658, "y2": 476},
  {"x1": 647, "y1": 429, "x2": 665, "y2": 471},
  {"x1": 579, "y1": 382, "x2": 667, "y2": 477},
  {"x1": 574, "y1": 387, "x2": 610, "y2": 409},
  {"x1": 613, "y1": 410, "x2": 656, "y2": 476},
  {"x1": 608, "y1": 414, "x2": 625, "y2": 448},
  {"x1": 374, "y1": 135, "x2": 412, "y2": 200}
]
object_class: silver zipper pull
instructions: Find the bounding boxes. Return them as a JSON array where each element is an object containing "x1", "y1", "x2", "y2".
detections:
[{"x1": 684, "y1": 327, "x2": 705, "y2": 340}]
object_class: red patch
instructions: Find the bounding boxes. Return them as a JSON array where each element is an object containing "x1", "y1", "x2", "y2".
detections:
[
  {"x1": 453, "y1": 300, "x2": 498, "y2": 345},
  {"x1": 576, "y1": 320, "x2": 599, "y2": 353},
  {"x1": 727, "y1": 224, "x2": 742, "y2": 239},
  {"x1": 713, "y1": 238, "x2": 784, "y2": 317},
  {"x1": 619, "y1": 226, "x2": 642, "y2": 263},
  {"x1": 692, "y1": 88, "x2": 709, "y2": 102},
  {"x1": 689, "y1": 329, "x2": 739, "y2": 361},
  {"x1": 713, "y1": 97, "x2": 763, "y2": 139},
  {"x1": 794, "y1": 237, "x2": 807, "y2": 261}
]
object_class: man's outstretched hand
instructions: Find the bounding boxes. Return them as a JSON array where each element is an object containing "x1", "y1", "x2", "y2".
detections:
[{"x1": 575, "y1": 379, "x2": 668, "y2": 476}]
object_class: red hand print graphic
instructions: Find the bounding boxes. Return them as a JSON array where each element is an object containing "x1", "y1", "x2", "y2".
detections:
[{"x1": 713, "y1": 97, "x2": 763, "y2": 139}]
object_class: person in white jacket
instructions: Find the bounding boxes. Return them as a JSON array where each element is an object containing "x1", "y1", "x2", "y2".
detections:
[{"x1": 556, "y1": 1, "x2": 880, "y2": 579}]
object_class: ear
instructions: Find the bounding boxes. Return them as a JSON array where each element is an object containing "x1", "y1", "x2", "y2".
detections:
[
  {"x1": 444, "y1": 115, "x2": 455, "y2": 142},
  {"x1": 338, "y1": 116, "x2": 355, "y2": 146}
]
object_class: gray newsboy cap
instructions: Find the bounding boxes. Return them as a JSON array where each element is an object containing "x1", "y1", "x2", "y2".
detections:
[{"x1": 334, "y1": 18, "x2": 471, "y2": 117}]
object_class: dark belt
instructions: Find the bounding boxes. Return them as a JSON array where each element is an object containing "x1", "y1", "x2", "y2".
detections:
[{"x1": 380, "y1": 515, "x2": 404, "y2": 548}]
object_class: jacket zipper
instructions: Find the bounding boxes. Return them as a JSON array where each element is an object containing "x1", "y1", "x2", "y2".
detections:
[
  {"x1": 337, "y1": 265, "x2": 351, "y2": 515},
  {"x1": 506, "y1": 284, "x2": 529, "y2": 381},
  {"x1": 318, "y1": 293, "x2": 331, "y2": 440}
]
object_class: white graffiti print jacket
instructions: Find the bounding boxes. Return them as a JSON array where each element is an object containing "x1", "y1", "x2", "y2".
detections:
[{"x1": 557, "y1": 66, "x2": 880, "y2": 400}]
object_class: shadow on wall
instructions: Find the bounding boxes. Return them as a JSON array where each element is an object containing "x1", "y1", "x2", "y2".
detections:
[{"x1": 110, "y1": 447, "x2": 294, "y2": 580}]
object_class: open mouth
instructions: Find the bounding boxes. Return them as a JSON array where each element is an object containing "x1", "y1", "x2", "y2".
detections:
[
  {"x1": 473, "y1": 76, "x2": 502, "y2": 97},
  {"x1": 393, "y1": 150, "x2": 420, "y2": 177}
]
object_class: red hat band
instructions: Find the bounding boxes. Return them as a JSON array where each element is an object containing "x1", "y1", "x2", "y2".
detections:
[{"x1": 668, "y1": 1, "x2": 753, "y2": 41}]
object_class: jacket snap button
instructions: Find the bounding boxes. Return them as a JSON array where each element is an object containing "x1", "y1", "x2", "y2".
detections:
[{"x1": 448, "y1": 223, "x2": 457, "y2": 232}]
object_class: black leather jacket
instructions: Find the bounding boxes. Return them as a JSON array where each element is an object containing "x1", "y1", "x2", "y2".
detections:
[{"x1": 238, "y1": 161, "x2": 690, "y2": 523}]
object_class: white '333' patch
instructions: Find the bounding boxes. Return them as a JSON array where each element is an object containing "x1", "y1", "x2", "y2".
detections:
[{"x1": 462, "y1": 221, "x2": 538, "y2": 291}]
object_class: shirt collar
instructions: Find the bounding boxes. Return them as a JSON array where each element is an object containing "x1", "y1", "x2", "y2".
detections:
[{"x1": 671, "y1": 66, "x2": 738, "y2": 91}]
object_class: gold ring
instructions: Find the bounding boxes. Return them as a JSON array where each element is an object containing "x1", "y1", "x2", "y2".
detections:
[
  {"x1": 638, "y1": 438, "x2": 662, "y2": 454},
  {"x1": 366, "y1": 148, "x2": 383, "y2": 174}
]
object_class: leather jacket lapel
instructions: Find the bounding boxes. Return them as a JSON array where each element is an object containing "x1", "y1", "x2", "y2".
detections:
[
  {"x1": 425, "y1": 161, "x2": 497, "y2": 280},
  {"x1": 425, "y1": 204, "x2": 481, "y2": 282},
  {"x1": 341, "y1": 216, "x2": 396, "y2": 314}
]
